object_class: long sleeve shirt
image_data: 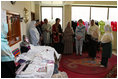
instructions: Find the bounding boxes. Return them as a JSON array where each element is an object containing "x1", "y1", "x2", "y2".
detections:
[
  {"x1": 88, "y1": 25, "x2": 99, "y2": 39},
  {"x1": 75, "y1": 25, "x2": 85, "y2": 41}
]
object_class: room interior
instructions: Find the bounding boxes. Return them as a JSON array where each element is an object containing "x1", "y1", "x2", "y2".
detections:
[{"x1": 1, "y1": 1, "x2": 117, "y2": 78}]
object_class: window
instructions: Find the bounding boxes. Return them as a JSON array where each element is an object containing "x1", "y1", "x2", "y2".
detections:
[
  {"x1": 91, "y1": 7, "x2": 108, "y2": 21},
  {"x1": 72, "y1": 7, "x2": 90, "y2": 22},
  {"x1": 53, "y1": 7, "x2": 62, "y2": 26},
  {"x1": 42, "y1": 7, "x2": 52, "y2": 21},
  {"x1": 109, "y1": 8, "x2": 117, "y2": 21},
  {"x1": 6, "y1": 12, "x2": 21, "y2": 46},
  {"x1": 41, "y1": 7, "x2": 62, "y2": 26}
]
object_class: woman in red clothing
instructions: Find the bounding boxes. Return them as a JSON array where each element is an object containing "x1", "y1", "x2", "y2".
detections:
[{"x1": 52, "y1": 18, "x2": 63, "y2": 54}]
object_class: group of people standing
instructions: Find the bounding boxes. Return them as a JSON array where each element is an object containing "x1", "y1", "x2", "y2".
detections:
[
  {"x1": 29, "y1": 18, "x2": 113, "y2": 68},
  {"x1": 29, "y1": 18, "x2": 63, "y2": 54}
]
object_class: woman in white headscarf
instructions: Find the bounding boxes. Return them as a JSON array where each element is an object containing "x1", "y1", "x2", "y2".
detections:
[
  {"x1": 100, "y1": 24, "x2": 113, "y2": 67},
  {"x1": 29, "y1": 21, "x2": 40, "y2": 46}
]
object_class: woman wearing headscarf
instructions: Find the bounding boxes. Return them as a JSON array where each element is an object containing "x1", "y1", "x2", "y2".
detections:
[
  {"x1": 1, "y1": 23, "x2": 16, "y2": 78},
  {"x1": 100, "y1": 25, "x2": 113, "y2": 67},
  {"x1": 63, "y1": 22, "x2": 74, "y2": 54},
  {"x1": 29, "y1": 21, "x2": 40, "y2": 46}
]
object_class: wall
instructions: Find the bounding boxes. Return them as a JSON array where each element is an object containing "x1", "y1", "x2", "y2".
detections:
[
  {"x1": 63, "y1": 5, "x2": 72, "y2": 31},
  {"x1": 1, "y1": 1, "x2": 35, "y2": 51},
  {"x1": 30, "y1": 1, "x2": 35, "y2": 13},
  {"x1": 64, "y1": 1, "x2": 117, "y2": 6},
  {"x1": 35, "y1": 4, "x2": 40, "y2": 20}
]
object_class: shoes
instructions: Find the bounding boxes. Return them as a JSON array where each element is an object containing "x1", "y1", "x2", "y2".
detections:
[{"x1": 100, "y1": 65, "x2": 105, "y2": 67}]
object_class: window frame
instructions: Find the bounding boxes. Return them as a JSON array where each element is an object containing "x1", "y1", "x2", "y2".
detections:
[
  {"x1": 41, "y1": 6, "x2": 63, "y2": 27},
  {"x1": 72, "y1": 5, "x2": 117, "y2": 21},
  {"x1": 6, "y1": 11, "x2": 21, "y2": 47},
  {"x1": 72, "y1": 6, "x2": 91, "y2": 22}
]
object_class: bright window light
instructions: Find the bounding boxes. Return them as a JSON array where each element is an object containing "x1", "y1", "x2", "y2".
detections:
[
  {"x1": 91, "y1": 7, "x2": 108, "y2": 21},
  {"x1": 109, "y1": 8, "x2": 117, "y2": 21},
  {"x1": 42, "y1": 7, "x2": 62, "y2": 26},
  {"x1": 42, "y1": 7, "x2": 51, "y2": 21},
  {"x1": 53, "y1": 7, "x2": 62, "y2": 26},
  {"x1": 72, "y1": 7, "x2": 90, "y2": 22}
]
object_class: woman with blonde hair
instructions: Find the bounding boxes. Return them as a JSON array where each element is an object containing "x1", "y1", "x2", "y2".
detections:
[
  {"x1": 63, "y1": 22, "x2": 74, "y2": 54},
  {"x1": 100, "y1": 24, "x2": 113, "y2": 67}
]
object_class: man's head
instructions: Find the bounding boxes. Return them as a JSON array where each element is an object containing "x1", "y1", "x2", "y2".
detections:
[
  {"x1": 44, "y1": 18, "x2": 48, "y2": 24},
  {"x1": 91, "y1": 19, "x2": 94, "y2": 26},
  {"x1": 55, "y1": 18, "x2": 60, "y2": 24},
  {"x1": 78, "y1": 19, "x2": 83, "y2": 26}
]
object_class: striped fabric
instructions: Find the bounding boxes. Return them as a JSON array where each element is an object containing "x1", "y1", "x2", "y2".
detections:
[{"x1": 12, "y1": 48, "x2": 20, "y2": 57}]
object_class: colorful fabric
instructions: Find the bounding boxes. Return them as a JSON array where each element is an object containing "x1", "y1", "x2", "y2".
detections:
[
  {"x1": 1, "y1": 23, "x2": 15, "y2": 62},
  {"x1": 75, "y1": 25, "x2": 86, "y2": 41},
  {"x1": 85, "y1": 21, "x2": 89, "y2": 31},
  {"x1": 111, "y1": 21, "x2": 117, "y2": 31},
  {"x1": 77, "y1": 21, "x2": 85, "y2": 26},
  {"x1": 98, "y1": 20, "x2": 105, "y2": 35},
  {"x1": 52, "y1": 24, "x2": 62, "y2": 43},
  {"x1": 12, "y1": 48, "x2": 20, "y2": 57}
]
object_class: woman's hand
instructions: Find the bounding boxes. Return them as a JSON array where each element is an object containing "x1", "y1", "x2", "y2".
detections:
[{"x1": 77, "y1": 36, "x2": 81, "y2": 40}]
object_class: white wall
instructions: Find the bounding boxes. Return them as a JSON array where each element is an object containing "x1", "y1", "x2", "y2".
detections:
[{"x1": 1, "y1": 1, "x2": 35, "y2": 51}]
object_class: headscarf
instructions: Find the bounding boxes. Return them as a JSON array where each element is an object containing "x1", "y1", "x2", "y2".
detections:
[
  {"x1": 29, "y1": 21, "x2": 36, "y2": 29},
  {"x1": 101, "y1": 24, "x2": 113, "y2": 43},
  {"x1": 1, "y1": 23, "x2": 15, "y2": 62},
  {"x1": 104, "y1": 24, "x2": 112, "y2": 32},
  {"x1": 63, "y1": 22, "x2": 74, "y2": 40},
  {"x1": 29, "y1": 21, "x2": 40, "y2": 46}
]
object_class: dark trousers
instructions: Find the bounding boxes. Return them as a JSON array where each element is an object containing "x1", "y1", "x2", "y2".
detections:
[
  {"x1": 88, "y1": 39, "x2": 97, "y2": 58},
  {"x1": 53, "y1": 43, "x2": 63, "y2": 54},
  {"x1": 101, "y1": 57, "x2": 108, "y2": 67},
  {"x1": 1, "y1": 61, "x2": 16, "y2": 78}
]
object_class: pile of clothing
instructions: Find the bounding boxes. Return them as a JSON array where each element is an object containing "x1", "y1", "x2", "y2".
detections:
[{"x1": 15, "y1": 44, "x2": 61, "y2": 78}]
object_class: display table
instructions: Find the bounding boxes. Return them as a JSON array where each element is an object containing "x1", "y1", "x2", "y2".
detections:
[{"x1": 15, "y1": 45, "x2": 61, "y2": 78}]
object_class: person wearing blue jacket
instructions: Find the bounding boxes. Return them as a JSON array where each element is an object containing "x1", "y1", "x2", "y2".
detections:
[
  {"x1": 75, "y1": 19, "x2": 85, "y2": 56},
  {"x1": 1, "y1": 23, "x2": 16, "y2": 78}
]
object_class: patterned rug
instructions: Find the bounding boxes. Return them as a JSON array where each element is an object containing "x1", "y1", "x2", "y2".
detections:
[
  {"x1": 61, "y1": 52, "x2": 117, "y2": 75},
  {"x1": 106, "y1": 65, "x2": 117, "y2": 78}
]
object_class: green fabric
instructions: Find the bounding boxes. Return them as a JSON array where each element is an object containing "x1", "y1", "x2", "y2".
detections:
[
  {"x1": 102, "y1": 42, "x2": 112, "y2": 58},
  {"x1": 98, "y1": 20, "x2": 105, "y2": 35}
]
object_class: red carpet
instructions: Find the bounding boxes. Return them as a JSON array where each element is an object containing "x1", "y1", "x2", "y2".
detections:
[{"x1": 59, "y1": 52, "x2": 117, "y2": 78}]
